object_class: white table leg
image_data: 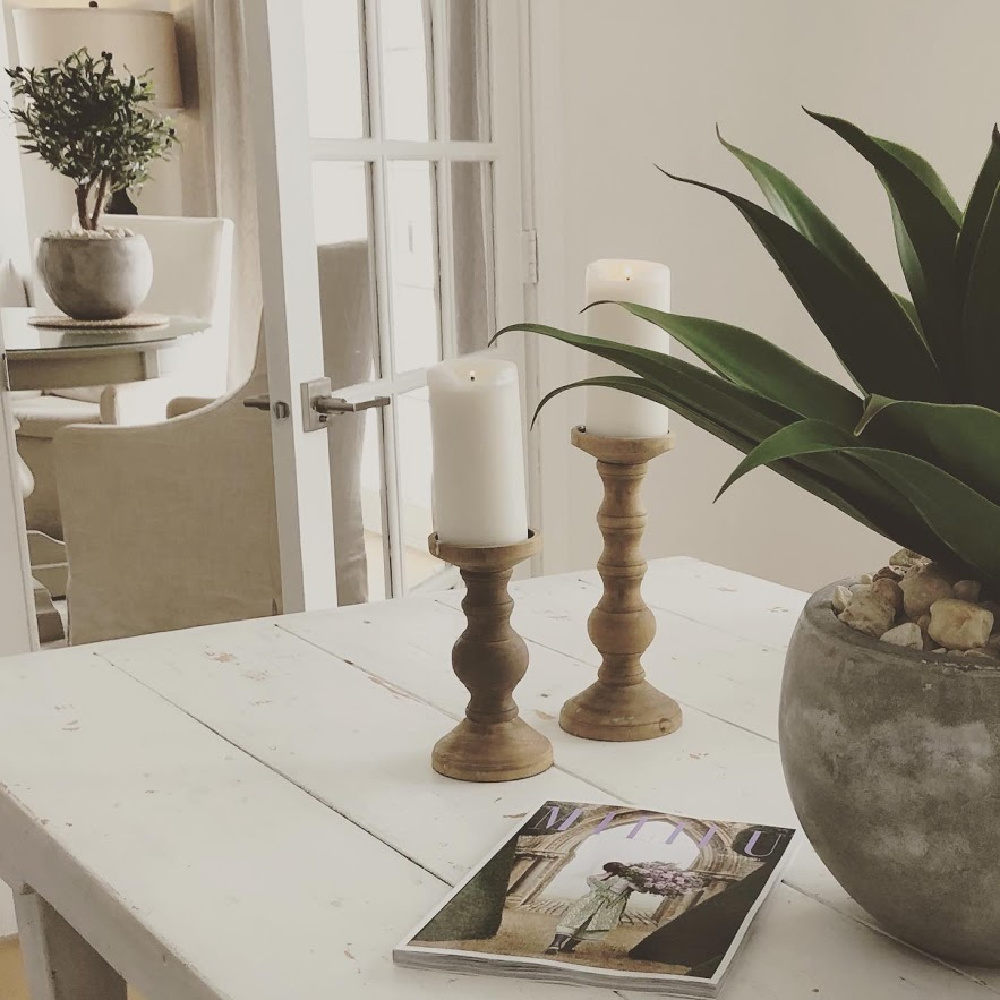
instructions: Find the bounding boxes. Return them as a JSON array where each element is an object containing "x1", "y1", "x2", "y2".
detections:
[{"x1": 13, "y1": 886, "x2": 126, "y2": 1000}]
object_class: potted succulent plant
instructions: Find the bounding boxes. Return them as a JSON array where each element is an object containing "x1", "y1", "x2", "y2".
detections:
[
  {"x1": 7, "y1": 48, "x2": 177, "y2": 320},
  {"x1": 502, "y1": 111, "x2": 1000, "y2": 965}
]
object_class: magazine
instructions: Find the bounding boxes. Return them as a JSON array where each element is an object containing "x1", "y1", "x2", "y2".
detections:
[{"x1": 394, "y1": 800, "x2": 798, "y2": 998}]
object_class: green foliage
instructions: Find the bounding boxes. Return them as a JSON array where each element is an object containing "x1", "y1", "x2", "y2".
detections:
[
  {"x1": 6, "y1": 48, "x2": 177, "y2": 230},
  {"x1": 499, "y1": 112, "x2": 1000, "y2": 586}
]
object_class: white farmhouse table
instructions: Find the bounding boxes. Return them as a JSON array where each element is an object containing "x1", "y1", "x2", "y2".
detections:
[{"x1": 0, "y1": 557, "x2": 995, "y2": 1000}]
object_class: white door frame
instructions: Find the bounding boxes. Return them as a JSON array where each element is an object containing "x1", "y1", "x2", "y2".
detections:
[
  {"x1": 243, "y1": 0, "x2": 339, "y2": 613},
  {"x1": 520, "y1": 0, "x2": 575, "y2": 575},
  {"x1": 0, "y1": 401, "x2": 37, "y2": 656},
  {"x1": 0, "y1": 8, "x2": 38, "y2": 655}
]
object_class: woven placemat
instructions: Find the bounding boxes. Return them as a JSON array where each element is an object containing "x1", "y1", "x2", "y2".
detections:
[{"x1": 28, "y1": 313, "x2": 169, "y2": 330}]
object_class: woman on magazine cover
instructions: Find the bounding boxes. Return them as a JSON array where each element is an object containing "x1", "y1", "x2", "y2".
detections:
[{"x1": 545, "y1": 862, "x2": 636, "y2": 954}]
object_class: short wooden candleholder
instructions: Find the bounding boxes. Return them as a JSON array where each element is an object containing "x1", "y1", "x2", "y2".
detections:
[
  {"x1": 560, "y1": 426, "x2": 683, "y2": 742},
  {"x1": 427, "y1": 530, "x2": 553, "y2": 782}
]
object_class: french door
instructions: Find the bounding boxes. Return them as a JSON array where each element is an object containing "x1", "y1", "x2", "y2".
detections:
[{"x1": 246, "y1": 0, "x2": 528, "y2": 608}]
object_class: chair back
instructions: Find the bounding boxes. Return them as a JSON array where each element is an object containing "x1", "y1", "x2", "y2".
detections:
[
  {"x1": 0, "y1": 260, "x2": 27, "y2": 307},
  {"x1": 56, "y1": 317, "x2": 282, "y2": 644},
  {"x1": 102, "y1": 215, "x2": 234, "y2": 397},
  {"x1": 104, "y1": 215, "x2": 233, "y2": 329}
]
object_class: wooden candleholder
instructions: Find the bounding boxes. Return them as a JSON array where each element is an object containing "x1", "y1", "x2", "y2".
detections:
[
  {"x1": 427, "y1": 530, "x2": 553, "y2": 782},
  {"x1": 560, "y1": 426, "x2": 683, "y2": 742}
]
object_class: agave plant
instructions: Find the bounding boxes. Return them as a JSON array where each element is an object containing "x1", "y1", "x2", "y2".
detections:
[{"x1": 500, "y1": 110, "x2": 1000, "y2": 588}]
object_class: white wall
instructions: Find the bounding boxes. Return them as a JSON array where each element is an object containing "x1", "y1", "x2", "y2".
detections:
[{"x1": 533, "y1": 0, "x2": 1000, "y2": 593}]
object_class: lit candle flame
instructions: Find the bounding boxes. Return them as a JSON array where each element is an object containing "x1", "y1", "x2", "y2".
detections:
[
  {"x1": 470, "y1": 370, "x2": 477, "y2": 382},
  {"x1": 624, "y1": 266, "x2": 633, "y2": 282}
]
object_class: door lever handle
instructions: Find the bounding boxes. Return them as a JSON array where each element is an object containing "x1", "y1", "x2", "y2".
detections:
[
  {"x1": 313, "y1": 395, "x2": 391, "y2": 415},
  {"x1": 301, "y1": 378, "x2": 392, "y2": 432}
]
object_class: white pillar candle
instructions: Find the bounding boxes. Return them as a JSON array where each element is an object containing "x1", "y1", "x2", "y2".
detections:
[
  {"x1": 428, "y1": 357, "x2": 529, "y2": 547},
  {"x1": 585, "y1": 258, "x2": 671, "y2": 438}
]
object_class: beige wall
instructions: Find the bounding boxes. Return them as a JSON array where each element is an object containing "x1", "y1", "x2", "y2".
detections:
[{"x1": 533, "y1": 0, "x2": 999, "y2": 593}]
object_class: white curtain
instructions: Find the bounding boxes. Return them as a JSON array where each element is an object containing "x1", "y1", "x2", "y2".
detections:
[{"x1": 202, "y1": 0, "x2": 263, "y2": 391}]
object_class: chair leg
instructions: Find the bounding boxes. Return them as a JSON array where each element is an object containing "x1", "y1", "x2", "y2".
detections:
[
  {"x1": 28, "y1": 532, "x2": 68, "y2": 600},
  {"x1": 13, "y1": 886, "x2": 126, "y2": 1000},
  {"x1": 32, "y1": 582, "x2": 64, "y2": 645}
]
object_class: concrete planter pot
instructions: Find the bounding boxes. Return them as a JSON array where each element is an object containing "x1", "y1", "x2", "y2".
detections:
[
  {"x1": 781, "y1": 580, "x2": 1000, "y2": 965},
  {"x1": 37, "y1": 234, "x2": 153, "y2": 321}
]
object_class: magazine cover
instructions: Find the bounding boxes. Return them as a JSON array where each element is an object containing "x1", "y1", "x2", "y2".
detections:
[{"x1": 395, "y1": 800, "x2": 798, "y2": 995}]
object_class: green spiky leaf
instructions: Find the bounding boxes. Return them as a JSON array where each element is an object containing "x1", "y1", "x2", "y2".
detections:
[
  {"x1": 586, "y1": 301, "x2": 862, "y2": 428},
  {"x1": 657, "y1": 166, "x2": 945, "y2": 402},
  {"x1": 805, "y1": 111, "x2": 961, "y2": 388},
  {"x1": 718, "y1": 419, "x2": 1000, "y2": 580}
]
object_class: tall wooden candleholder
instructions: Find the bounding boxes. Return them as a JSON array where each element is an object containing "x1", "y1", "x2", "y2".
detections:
[
  {"x1": 560, "y1": 426, "x2": 683, "y2": 742},
  {"x1": 428, "y1": 530, "x2": 553, "y2": 782}
]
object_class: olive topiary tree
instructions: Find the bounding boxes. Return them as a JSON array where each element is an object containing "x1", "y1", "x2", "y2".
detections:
[{"x1": 6, "y1": 48, "x2": 178, "y2": 232}]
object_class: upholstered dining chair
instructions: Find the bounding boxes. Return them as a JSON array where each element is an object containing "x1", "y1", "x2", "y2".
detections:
[
  {"x1": 54, "y1": 240, "x2": 375, "y2": 644},
  {"x1": 15, "y1": 215, "x2": 234, "y2": 547},
  {"x1": 55, "y1": 322, "x2": 280, "y2": 645}
]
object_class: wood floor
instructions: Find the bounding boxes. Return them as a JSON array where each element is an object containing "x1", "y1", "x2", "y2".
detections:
[
  {"x1": 0, "y1": 937, "x2": 142, "y2": 1000},
  {"x1": 0, "y1": 937, "x2": 27, "y2": 1000}
]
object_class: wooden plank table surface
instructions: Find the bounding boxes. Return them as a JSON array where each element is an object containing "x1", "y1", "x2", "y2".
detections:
[{"x1": 0, "y1": 557, "x2": 996, "y2": 999}]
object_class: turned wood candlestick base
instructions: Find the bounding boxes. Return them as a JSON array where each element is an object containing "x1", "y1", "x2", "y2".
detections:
[
  {"x1": 427, "y1": 530, "x2": 553, "y2": 782},
  {"x1": 560, "y1": 427, "x2": 683, "y2": 742}
]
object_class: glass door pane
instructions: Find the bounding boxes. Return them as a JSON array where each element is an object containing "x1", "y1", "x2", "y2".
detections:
[
  {"x1": 396, "y1": 387, "x2": 447, "y2": 591},
  {"x1": 332, "y1": 408, "x2": 389, "y2": 603},
  {"x1": 379, "y1": 0, "x2": 435, "y2": 140},
  {"x1": 303, "y1": 0, "x2": 366, "y2": 138},
  {"x1": 385, "y1": 160, "x2": 442, "y2": 373},
  {"x1": 313, "y1": 162, "x2": 388, "y2": 604}
]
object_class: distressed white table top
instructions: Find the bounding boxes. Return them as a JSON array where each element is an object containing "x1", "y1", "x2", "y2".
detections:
[{"x1": 0, "y1": 556, "x2": 996, "y2": 1000}]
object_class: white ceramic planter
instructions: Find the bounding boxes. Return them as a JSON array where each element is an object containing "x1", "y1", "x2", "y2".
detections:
[{"x1": 37, "y1": 234, "x2": 153, "y2": 321}]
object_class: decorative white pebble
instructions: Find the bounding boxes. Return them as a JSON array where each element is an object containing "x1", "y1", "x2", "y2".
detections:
[
  {"x1": 928, "y1": 598, "x2": 994, "y2": 651},
  {"x1": 840, "y1": 592, "x2": 896, "y2": 638},
  {"x1": 831, "y1": 586, "x2": 853, "y2": 613},
  {"x1": 880, "y1": 622, "x2": 923, "y2": 649},
  {"x1": 889, "y1": 548, "x2": 927, "y2": 569}
]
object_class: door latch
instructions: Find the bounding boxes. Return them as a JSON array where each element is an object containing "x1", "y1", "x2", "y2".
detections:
[
  {"x1": 301, "y1": 378, "x2": 391, "y2": 432},
  {"x1": 243, "y1": 394, "x2": 290, "y2": 419}
]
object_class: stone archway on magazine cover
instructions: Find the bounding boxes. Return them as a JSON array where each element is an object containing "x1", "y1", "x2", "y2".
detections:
[{"x1": 505, "y1": 804, "x2": 763, "y2": 924}]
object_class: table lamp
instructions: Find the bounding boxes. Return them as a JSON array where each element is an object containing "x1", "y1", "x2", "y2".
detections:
[{"x1": 11, "y1": 5, "x2": 183, "y2": 109}]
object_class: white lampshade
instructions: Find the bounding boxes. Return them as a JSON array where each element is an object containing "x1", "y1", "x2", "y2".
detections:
[{"x1": 11, "y1": 8, "x2": 183, "y2": 109}]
